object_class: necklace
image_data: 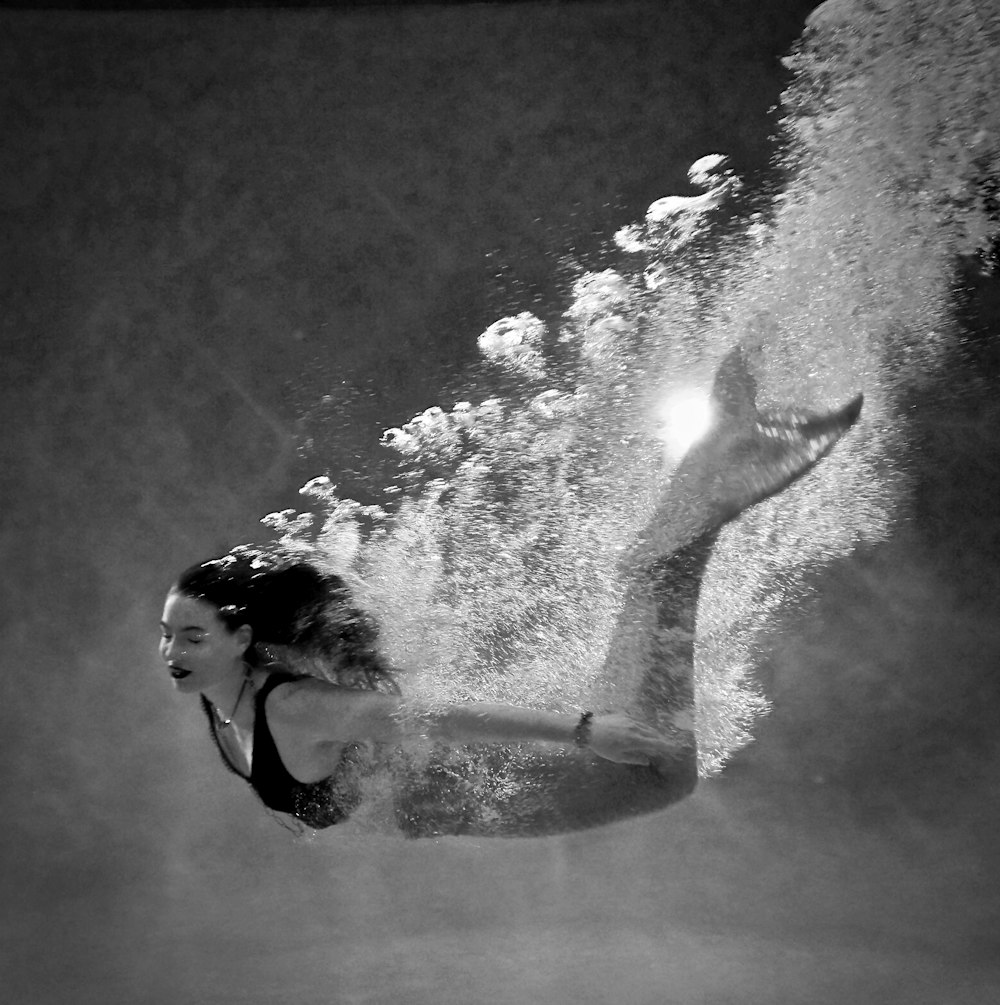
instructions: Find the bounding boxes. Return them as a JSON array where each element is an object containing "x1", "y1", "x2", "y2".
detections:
[{"x1": 213, "y1": 671, "x2": 252, "y2": 730}]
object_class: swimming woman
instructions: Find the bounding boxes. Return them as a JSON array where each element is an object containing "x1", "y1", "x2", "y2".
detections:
[
  {"x1": 160, "y1": 349, "x2": 862, "y2": 836},
  {"x1": 161, "y1": 553, "x2": 693, "y2": 833}
]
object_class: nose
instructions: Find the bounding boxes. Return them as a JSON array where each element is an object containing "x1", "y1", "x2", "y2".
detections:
[{"x1": 161, "y1": 637, "x2": 184, "y2": 663}]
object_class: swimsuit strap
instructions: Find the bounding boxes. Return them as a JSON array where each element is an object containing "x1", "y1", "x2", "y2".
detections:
[{"x1": 204, "y1": 669, "x2": 357, "y2": 829}]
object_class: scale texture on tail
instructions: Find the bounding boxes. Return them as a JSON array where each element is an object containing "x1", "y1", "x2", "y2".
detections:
[{"x1": 635, "y1": 347, "x2": 863, "y2": 564}]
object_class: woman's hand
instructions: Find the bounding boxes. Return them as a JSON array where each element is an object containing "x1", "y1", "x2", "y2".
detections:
[{"x1": 585, "y1": 713, "x2": 679, "y2": 767}]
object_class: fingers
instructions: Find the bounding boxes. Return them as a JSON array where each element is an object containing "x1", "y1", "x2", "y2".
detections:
[{"x1": 589, "y1": 714, "x2": 676, "y2": 766}]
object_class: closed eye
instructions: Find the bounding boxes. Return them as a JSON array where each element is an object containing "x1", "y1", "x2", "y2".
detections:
[{"x1": 159, "y1": 630, "x2": 205, "y2": 644}]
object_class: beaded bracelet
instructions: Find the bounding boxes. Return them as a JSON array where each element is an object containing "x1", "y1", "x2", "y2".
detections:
[{"x1": 574, "y1": 711, "x2": 594, "y2": 747}]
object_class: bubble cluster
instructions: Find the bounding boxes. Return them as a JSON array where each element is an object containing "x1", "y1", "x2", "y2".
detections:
[{"x1": 266, "y1": 0, "x2": 1000, "y2": 775}]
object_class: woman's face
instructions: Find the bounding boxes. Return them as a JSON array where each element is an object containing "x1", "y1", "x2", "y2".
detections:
[{"x1": 159, "y1": 591, "x2": 251, "y2": 694}]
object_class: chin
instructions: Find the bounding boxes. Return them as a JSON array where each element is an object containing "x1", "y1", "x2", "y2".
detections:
[{"x1": 171, "y1": 675, "x2": 200, "y2": 694}]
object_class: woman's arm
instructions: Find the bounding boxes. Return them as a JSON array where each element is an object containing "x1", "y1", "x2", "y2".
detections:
[
  {"x1": 428, "y1": 702, "x2": 581, "y2": 745},
  {"x1": 270, "y1": 678, "x2": 678, "y2": 768},
  {"x1": 430, "y1": 704, "x2": 677, "y2": 766}
]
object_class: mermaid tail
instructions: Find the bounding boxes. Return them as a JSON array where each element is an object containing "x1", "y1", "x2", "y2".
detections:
[
  {"x1": 391, "y1": 348, "x2": 862, "y2": 837},
  {"x1": 618, "y1": 346, "x2": 862, "y2": 757}
]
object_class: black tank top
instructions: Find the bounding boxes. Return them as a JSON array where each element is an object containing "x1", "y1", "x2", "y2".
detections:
[{"x1": 203, "y1": 671, "x2": 363, "y2": 829}]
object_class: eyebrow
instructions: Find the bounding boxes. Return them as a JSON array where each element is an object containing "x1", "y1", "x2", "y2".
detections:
[{"x1": 159, "y1": 622, "x2": 209, "y2": 633}]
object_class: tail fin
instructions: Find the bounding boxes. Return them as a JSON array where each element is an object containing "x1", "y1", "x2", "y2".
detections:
[
  {"x1": 707, "y1": 346, "x2": 863, "y2": 518},
  {"x1": 635, "y1": 347, "x2": 863, "y2": 562}
]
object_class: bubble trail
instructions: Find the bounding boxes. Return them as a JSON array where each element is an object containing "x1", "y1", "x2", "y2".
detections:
[{"x1": 266, "y1": 0, "x2": 1000, "y2": 778}]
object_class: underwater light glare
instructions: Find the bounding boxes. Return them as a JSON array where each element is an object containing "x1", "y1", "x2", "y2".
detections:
[{"x1": 656, "y1": 388, "x2": 714, "y2": 457}]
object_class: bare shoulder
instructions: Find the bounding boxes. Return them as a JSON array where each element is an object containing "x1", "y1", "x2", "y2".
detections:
[
  {"x1": 265, "y1": 676, "x2": 341, "y2": 719},
  {"x1": 263, "y1": 674, "x2": 405, "y2": 743}
]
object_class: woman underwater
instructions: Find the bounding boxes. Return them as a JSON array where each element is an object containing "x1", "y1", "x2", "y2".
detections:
[{"x1": 160, "y1": 350, "x2": 862, "y2": 837}]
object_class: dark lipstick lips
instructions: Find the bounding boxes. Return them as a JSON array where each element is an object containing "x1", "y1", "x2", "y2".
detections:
[{"x1": 170, "y1": 667, "x2": 192, "y2": 679}]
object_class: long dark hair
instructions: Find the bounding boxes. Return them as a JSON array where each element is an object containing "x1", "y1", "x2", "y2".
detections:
[{"x1": 173, "y1": 546, "x2": 399, "y2": 693}]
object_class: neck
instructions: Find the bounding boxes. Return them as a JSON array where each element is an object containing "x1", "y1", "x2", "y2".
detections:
[{"x1": 202, "y1": 664, "x2": 254, "y2": 724}]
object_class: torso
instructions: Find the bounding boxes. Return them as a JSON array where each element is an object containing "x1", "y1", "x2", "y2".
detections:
[
  {"x1": 203, "y1": 671, "x2": 343, "y2": 779},
  {"x1": 205, "y1": 669, "x2": 346, "y2": 783},
  {"x1": 263, "y1": 681, "x2": 348, "y2": 783},
  {"x1": 206, "y1": 669, "x2": 368, "y2": 830}
]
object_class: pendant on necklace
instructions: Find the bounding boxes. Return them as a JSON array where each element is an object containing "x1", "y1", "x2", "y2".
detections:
[{"x1": 215, "y1": 673, "x2": 252, "y2": 730}]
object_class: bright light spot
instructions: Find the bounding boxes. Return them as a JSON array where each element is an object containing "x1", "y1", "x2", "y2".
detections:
[{"x1": 655, "y1": 388, "x2": 714, "y2": 457}]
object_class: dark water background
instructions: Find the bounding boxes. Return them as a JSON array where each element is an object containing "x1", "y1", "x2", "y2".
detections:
[{"x1": 2, "y1": 2, "x2": 998, "y2": 1003}]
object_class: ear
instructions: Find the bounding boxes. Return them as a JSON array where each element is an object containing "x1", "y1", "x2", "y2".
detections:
[{"x1": 233, "y1": 623, "x2": 253, "y2": 654}]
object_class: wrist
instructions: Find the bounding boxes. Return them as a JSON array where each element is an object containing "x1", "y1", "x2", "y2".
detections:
[{"x1": 574, "y1": 711, "x2": 594, "y2": 748}]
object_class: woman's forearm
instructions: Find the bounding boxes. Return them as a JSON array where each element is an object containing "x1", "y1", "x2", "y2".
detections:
[
  {"x1": 426, "y1": 703, "x2": 581, "y2": 746},
  {"x1": 423, "y1": 704, "x2": 677, "y2": 768}
]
